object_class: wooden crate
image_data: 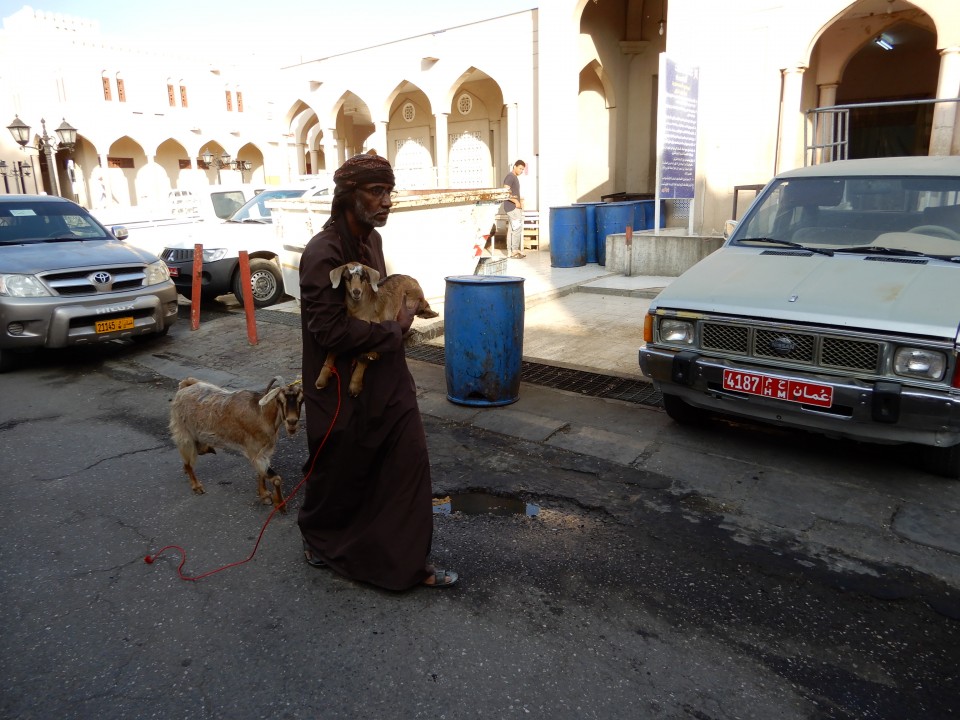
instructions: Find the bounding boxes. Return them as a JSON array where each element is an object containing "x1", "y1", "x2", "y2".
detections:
[{"x1": 522, "y1": 210, "x2": 540, "y2": 250}]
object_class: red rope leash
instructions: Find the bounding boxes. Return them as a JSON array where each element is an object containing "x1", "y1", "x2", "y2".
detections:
[{"x1": 145, "y1": 366, "x2": 341, "y2": 581}]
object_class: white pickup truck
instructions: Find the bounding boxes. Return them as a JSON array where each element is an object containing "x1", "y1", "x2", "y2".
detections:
[{"x1": 639, "y1": 156, "x2": 960, "y2": 479}]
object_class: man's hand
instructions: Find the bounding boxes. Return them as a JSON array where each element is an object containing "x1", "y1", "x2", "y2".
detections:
[{"x1": 396, "y1": 297, "x2": 417, "y2": 334}]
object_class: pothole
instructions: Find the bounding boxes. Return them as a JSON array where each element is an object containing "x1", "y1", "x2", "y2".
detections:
[{"x1": 433, "y1": 492, "x2": 540, "y2": 517}]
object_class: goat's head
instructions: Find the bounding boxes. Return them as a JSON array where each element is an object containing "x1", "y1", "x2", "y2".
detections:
[
  {"x1": 330, "y1": 262, "x2": 381, "y2": 303},
  {"x1": 259, "y1": 377, "x2": 305, "y2": 436}
]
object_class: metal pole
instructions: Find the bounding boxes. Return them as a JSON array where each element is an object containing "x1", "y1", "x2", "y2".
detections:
[
  {"x1": 17, "y1": 162, "x2": 29, "y2": 193},
  {"x1": 40, "y1": 119, "x2": 60, "y2": 197}
]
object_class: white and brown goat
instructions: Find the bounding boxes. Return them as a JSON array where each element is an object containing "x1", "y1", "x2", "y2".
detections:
[
  {"x1": 169, "y1": 376, "x2": 304, "y2": 511},
  {"x1": 315, "y1": 262, "x2": 438, "y2": 396}
]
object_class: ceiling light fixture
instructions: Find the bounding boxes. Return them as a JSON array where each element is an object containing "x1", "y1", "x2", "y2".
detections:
[{"x1": 874, "y1": 34, "x2": 894, "y2": 51}]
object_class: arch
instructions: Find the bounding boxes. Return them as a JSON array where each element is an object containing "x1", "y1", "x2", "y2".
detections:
[
  {"x1": 447, "y1": 67, "x2": 505, "y2": 187},
  {"x1": 105, "y1": 135, "x2": 146, "y2": 205}
]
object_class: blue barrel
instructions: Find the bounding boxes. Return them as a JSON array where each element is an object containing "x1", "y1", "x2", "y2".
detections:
[
  {"x1": 573, "y1": 202, "x2": 605, "y2": 263},
  {"x1": 595, "y1": 201, "x2": 637, "y2": 266},
  {"x1": 548, "y1": 206, "x2": 587, "y2": 268},
  {"x1": 634, "y1": 200, "x2": 666, "y2": 229},
  {"x1": 444, "y1": 275, "x2": 525, "y2": 407}
]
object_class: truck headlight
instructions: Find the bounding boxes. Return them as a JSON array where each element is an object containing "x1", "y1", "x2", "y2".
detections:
[
  {"x1": 893, "y1": 347, "x2": 946, "y2": 380},
  {"x1": 143, "y1": 260, "x2": 171, "y2": 286},
  {"x1": 202, "y1": 248, "x2": 228, "y2": 262},
  {"x1": 0, "y1": 274, "x2": 51, "y2": 297},
  {"x1": 659, "y1": 318, "x2": 695, "y2": 345}
]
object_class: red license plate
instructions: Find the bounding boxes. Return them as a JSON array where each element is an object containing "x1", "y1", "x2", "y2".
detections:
[
  {"x1": 167, "y1": 265, "x2": 179, "y2": 277},
  {"x1": 722, "y1": 369, "x2": 833, "y2": 408}
]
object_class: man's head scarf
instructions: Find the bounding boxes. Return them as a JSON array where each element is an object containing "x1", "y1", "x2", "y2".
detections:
[{"x1": 332, "y1": 151, "x2": 395, "y2": 197}]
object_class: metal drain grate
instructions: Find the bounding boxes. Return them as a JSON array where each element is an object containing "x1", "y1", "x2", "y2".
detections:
[{"x1": 405, "y1": 344, "x2": 662, "y2": 407}]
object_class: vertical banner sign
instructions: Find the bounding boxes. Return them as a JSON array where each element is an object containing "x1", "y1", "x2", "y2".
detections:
[{"x1": 655, "y1": 56, "x2": 700, "y2": 233}]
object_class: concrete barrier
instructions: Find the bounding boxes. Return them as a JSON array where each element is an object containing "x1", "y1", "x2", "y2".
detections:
[{"x1": 605, "y1": 231, "x2": 724, "y2": 277}]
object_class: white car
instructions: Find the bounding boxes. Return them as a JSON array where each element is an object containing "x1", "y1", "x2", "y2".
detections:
[
  {"x1": 640, "y1": 156, "x2": 960, "y2": 479},
  {"x1": 160, "y1": 184, "x2": 329, "y2": 307}
]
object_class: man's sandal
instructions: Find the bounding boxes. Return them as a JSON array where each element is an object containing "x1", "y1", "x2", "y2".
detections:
[
  {"x1": 302, "y1": 539, "x2": 328, "y2": 569},
  {"x1": 422, "y1": 568, "x2": 458, "y2": 588}
]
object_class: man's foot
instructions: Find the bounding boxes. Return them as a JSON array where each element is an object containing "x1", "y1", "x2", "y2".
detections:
[
  {"x1": 510, "y1": 252, "x2": 526, "y2": 259},
  {"x1": 422, "y1": 567, "x2": 458, "y2": 588},
  {"x1": 302, "y1": 538, "x2": 327, "y2": 569}
]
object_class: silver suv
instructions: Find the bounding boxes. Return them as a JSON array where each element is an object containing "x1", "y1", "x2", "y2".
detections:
[
  {"x1": 0, "y1": 195, "x2": 178, "y2": 371},
  {"x1": 640, "y1": 156, "x2": 960, "y2": 479}
]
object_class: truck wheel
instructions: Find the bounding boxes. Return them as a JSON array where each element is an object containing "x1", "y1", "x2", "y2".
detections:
[
  {"x1": 233, "y1": 258, "x2": 284, "y2": 308},
  {"x1": 661, "y1": 393, "x2": 707, "y2": 424},
  {"x1": 920, "y1": 443, "x2": 960, "y2": 480}
]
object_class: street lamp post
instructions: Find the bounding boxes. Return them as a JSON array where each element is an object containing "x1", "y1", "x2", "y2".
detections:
[
  {"x1": 6, "y1": 115, "x2": 77, "y2": 197},
  {"x1": 0, "y1": 159, "x2": 33, "y2": 193},
  {"x1": 201, "y1": 147, "x2": 233, "y2": 184}
]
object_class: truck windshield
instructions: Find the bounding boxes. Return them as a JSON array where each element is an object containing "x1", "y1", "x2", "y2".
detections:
[
  {"x1": 732, "y1": 175, "x2": 960, "y2": 259},
  {"x1": 228, "y1": 189, "x2": 309, "y2": 223}
]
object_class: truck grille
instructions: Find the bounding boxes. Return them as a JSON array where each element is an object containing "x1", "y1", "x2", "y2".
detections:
[
  {"x1": 162, "y1": 248, "x2": 194, "y2": 263},
  {"x1": 40, "y1": 266, "x2": 147, "y2": 296},
  {"x1": 699, "y1": 320, "x2": 882, "y2": 373}
]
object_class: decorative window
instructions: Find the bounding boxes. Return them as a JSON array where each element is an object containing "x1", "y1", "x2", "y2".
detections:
[
  {"x1": 179, "y1": 84, "x2": 188, "y2": 108},
  {"x1": 236, "y1": 91, "x2": 244, "y2": 113},
  {"x1": 225, "y1": 90, "x2": 233, "y2": 112},
  {"x1": 167, "y1": 84, "x2": 176, "y2": 107},
  {"x1": 107, "y1": 157, "x2": 134, "y2": 169},
  {"x1": 402, "y1": 102, "x2": 416, "y2": 122},
  {"x1": 116, "y1": 76, "x2": 126, "y2": 103},
  {"x1": 177, "y1": 159, "x2": 193, "y2": 169},
  {"x1": 456, "y1": 93, "x2": 473, "y2": 116},
  {"x1": 102, "y1": 75, "x2": 112, "y2": 102}
]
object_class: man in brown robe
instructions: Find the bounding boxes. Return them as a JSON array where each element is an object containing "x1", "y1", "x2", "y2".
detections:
[{"x1": 298, "y1": 152, "x2": 457, "y2": 590}]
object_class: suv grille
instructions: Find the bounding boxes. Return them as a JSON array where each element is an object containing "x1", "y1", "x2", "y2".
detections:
[
  {"x1": 697, "y1": 320, "x2": 882, "y2": 373},
  {"x1": 41, "y1": 266, "x2": 147, "y2": 296}
]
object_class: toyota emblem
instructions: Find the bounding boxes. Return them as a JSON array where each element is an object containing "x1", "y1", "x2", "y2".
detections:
[
  {"x1": 769, "y1": 336, "x2": 796, "y2": 356},
  {"x1": 93, "y1": 272, "x2": 112, "y2": 285}
]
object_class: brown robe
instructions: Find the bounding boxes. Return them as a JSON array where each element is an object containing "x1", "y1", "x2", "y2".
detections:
[{"x1": 297, "y1": 218, "x2": 432, "y2": 590}]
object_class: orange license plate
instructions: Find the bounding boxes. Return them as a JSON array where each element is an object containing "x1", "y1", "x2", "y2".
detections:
[
  {"x1": 95, "y1": 317, "x2": 135, "y2": 334},
  {"x1": 722, "y1": 369, "x2": 833, "y2": 408}
]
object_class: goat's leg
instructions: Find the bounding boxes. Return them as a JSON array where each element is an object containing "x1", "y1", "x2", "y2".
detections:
[
  {"x1": 250, "y1": 452, "x2": 285, "y2": 511},
  {"x1": 173, "y1": 435, "x2": 205, "y2": 495},
  {"x1": 315, "y1": 351, "x2": 338, "y2": 389},
  {"x1": 348, "y1": 353, "x2": 378, "y2": 396},
  {"x1": 182, "y1": 463, "x2": 205, "y2": 495}
]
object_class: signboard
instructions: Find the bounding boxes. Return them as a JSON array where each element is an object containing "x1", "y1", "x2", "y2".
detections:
[{"x1": 655, "y1": 55, "x2": 700, "y2": 233}]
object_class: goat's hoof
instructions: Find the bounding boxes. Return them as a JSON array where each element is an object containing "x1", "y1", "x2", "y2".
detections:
[{"x1": 192, "y1": 486, "x2": 206, "y2": 495}]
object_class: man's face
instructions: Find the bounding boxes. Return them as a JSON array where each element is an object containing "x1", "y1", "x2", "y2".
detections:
[
  {"x1": 513, "y1": 164, "x2": 525, "y2": 176},
  {"x1": 353, "y1": 184, "x2": 395, "y2": 228}
]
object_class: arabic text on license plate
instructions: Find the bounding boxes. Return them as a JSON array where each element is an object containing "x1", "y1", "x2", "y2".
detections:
[
  {"x1": 167, "y1": 266, "x2": 179, "y2": 277},
  {"x1": 95, "y1": 317, "x2": 135, "y2": 334},
  {"x1": 722, "y1": 369, "x2": 833, "y2": 408}
]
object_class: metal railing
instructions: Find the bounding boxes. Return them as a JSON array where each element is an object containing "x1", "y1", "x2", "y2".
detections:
[{"x1": 804, "y1": 97, "x2": 960, "y2": 166}]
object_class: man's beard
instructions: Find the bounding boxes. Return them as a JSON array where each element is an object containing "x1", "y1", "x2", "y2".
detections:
[{"x1": 353, "y1": 195, "x2": 388, "y2": 228}]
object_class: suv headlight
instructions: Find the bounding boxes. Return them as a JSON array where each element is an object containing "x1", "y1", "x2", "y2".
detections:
[
  {"x1": 659, "y1": 318, "x2": 695, "y2": 345},
  {"x1": 0, "y1": 274, "x2": 52, "y2": 297},
  {"x1": 143, "y1": 260, "x2": 172, "y2": 286},
  {"x1": 893, "y1": 347, "x2": 946, "y2": 380}
]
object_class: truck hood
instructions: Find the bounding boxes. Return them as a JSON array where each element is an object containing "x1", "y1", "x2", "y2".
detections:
[
  {"x1": 0, "y1": 239, "x2": 160, "y2": 274},
  {"x1": 652, "y1": 246, "x2": 960, "y2": 339},
  {"x1": 160, "y1": 220, "x2": 275, "y2": 252}
]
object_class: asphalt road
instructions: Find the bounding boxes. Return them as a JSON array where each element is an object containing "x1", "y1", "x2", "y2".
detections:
[{"x1": 1, "y1": 306, "x2": 958, "y2": 719}]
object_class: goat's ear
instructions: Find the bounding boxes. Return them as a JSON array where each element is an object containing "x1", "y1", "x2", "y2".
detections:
[
  {"x1": 366, "y1": 266, "x2": 381, "y2": 292},
  {"x1": 329, "y1": 265, "x2": 347, "y2": 289},
  {"x1": 259, "y1": 387, "x2": 283, "y2": 407}
]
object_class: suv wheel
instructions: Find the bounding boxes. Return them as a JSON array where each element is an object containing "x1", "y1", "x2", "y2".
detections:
[{"x1": 233, "y1": 258, "x2": 284, "y2": 308}]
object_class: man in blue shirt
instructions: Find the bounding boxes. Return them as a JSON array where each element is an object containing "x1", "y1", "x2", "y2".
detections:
[{"x1": 501, "y1": 159, "x2": 526, "y2": 259}]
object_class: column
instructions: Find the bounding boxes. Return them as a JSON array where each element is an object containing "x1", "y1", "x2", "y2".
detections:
[
  {"x1": 98, "y1": 152, "x2": 112, "y2": 206},
  {"x1": 320, "y1": 130, "x2": 338, "y2": 176},
  {"x1": 308, "y1": 148, "x2": 319, "y2": 176},
  {"x1": 929, "y1": 47, "x2": 960, "y2": 156},
  {"x1": 817, "y1": 83, "x2": 839, "y2": 163},
  {"x1": 776, "y1": 65, "x2": 806, "y2": 174},
  {"x1": 434, "y1": 112, "x2": 449, "y2": 189},
  {"x1": 368, "y1": 121, "x2": 388, "y2": 158}
]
